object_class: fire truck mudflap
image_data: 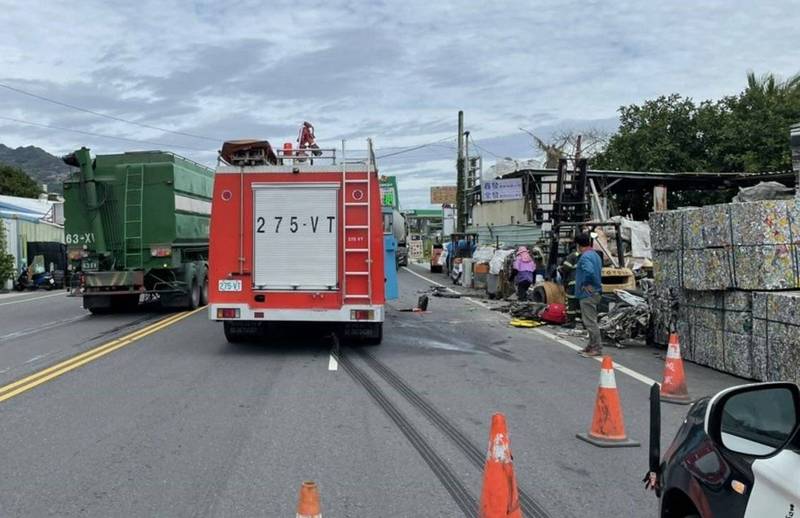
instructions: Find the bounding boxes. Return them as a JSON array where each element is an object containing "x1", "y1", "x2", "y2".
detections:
[{"x1": 208, "y1": 137, "x2": 385, "y2": 344}]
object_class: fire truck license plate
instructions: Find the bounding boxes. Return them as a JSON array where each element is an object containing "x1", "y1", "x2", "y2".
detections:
[
  {"x1": 255, "y1": 216, "x2": 336, "y2": 234},
  {"x1": 218, "y1": 279, "x2": 242, "y2": 292}
]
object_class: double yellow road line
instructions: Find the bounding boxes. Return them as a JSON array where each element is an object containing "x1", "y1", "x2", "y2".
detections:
[{"x1": 0, "y1": 306, "x2": 205, "y2": 404}]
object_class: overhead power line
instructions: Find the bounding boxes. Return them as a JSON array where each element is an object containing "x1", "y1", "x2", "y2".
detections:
[
  {"x1": 468, "y1": 135, "x2": 501, "y2": 159},
  {"x1": 375, "y1": 135, "x2": 457, "y2": 159},
  {"x1": 0, "y1": 115, "x2": 209, "y2": 151},
  {"x1": 0, "y1": 82, "x2": 220, "y2": 142}
]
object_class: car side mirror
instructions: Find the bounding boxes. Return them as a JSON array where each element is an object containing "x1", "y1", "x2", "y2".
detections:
[{"x1": 707, "y1": 382, "x2": 800, "y2": 458}]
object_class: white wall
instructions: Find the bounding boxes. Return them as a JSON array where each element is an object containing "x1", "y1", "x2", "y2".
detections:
[
  {"x1": 471, "y1": 199, "x2": 527, "y2": 227},
  {"x1": 1, "y1": 217, "x2": 64, "y2": 268}
]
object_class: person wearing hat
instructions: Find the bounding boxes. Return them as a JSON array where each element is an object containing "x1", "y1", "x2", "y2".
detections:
[
  {"x1": 574, "y1": 232, "x2": 603, "y2": 356},
  {"x1": 511, "y1": 246, "x2": 535, "y2": 301}
]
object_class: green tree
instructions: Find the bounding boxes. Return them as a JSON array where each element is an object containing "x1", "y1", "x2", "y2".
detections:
[
  {"x1": 592, "y1": 94, "x2": 715, "y2": 173},
  {"x1": 713, "y1": 72, "x2": 800, "y2": 172},
  {"x1": 592, "y1": 72, "x2": 800, "y2": 216},
  {"x1": 0, "y1": 164, "x2": 41, "y2": 198},
  {"x1": 0, "y1": 219, "x2": 15, "y2": 289}
]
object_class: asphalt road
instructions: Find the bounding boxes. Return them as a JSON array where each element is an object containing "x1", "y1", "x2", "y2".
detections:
[{"x1": 0, "y1": 271, "x2": 748, "y2": 517}]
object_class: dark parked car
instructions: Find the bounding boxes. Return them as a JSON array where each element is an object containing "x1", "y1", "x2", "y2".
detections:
[{"x1": 646, "y1": 382, "x2": 799, "y2": 517}]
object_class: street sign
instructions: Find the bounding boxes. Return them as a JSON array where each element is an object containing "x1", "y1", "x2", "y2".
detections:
[
  {"x1": 430, "y1": 186, "x2": 457, "y2": 205},
  {"x1": 380, "y1": 176, "x2": 399, "y2": 208},
  {"x1": 482, "y1": 178, "x2": 523, "y2": 201}
]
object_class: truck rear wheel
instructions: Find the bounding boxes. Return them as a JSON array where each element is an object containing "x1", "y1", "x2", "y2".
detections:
[
  {"x1": 200, "y1": 272, "x2": 209, "y2": 306},
  {"x1": 189, "y1": 276, "x2": 200, "y2": 309}
]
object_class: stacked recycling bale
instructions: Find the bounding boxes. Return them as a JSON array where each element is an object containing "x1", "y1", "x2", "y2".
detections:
[{"x1": 650, "y1": 199, "x2": 800, "y2": 384}]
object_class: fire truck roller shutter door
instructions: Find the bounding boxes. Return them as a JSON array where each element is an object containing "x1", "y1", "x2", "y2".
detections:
[{"x1": 252, "y1": 183, "x2": 339, "y2": 290}]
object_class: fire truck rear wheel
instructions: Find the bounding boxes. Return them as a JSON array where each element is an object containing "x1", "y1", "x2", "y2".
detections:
[
  {"x1": 364, "y1": 323, "x2": 383, "y2": 346},
  {"x1": 223, "y1": 321, "x2": 245, "y2": 343}
]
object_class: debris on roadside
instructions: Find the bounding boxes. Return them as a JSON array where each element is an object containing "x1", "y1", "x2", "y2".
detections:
[
  {"x1": 398, "y1": 294, "x2": 429, "y2": 312},
  {"x1": 492, "y1": 301, "x2": 547, "y2": 319},
  {"x1": 599, "y1": 289, "x2": 651, "y2": 346},
  {"x1": 509, "y1": 318, "x2": 544, "y2": 328},
  {"x1": 428, "y1": 286, "x2": 462, "y2": 298}
]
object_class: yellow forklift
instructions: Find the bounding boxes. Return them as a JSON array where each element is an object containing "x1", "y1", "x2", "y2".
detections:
[{"x1": 536, "y1": 157, "x2": 635, "y2": 311}]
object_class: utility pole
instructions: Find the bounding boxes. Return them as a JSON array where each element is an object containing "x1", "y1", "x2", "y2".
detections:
[
  {"x1": 456, "y1": 110, "x2": 465, "y2": 233},
  {"x1": 463, "y1": 130, "x2": 470, "y2": 233}
]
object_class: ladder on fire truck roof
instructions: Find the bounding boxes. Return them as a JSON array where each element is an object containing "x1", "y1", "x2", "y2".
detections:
[{"x1": 341, "y1": 139, "x2": 375, "y2": 303}]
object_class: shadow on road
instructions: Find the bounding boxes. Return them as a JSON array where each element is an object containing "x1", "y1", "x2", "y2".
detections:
[{"x1": 219, "y1": 323, "x2": 336, "y2": 357}]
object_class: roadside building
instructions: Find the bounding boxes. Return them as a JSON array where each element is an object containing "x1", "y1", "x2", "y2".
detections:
[
  {"x1": 0, "y1": 194, "x2": 65, "y2": 271},
  {"x1": 404, "y1": 209, "x2": 443, "y2": 239}
]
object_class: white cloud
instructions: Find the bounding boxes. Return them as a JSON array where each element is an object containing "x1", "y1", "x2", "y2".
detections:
[{"x1": 0, "y1": 0, "x2": 798, "y2": 206}]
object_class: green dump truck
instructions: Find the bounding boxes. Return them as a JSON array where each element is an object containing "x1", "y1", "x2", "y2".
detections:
[{"x1": 63, "y1": 148, "x2": 213, "y2": 313}]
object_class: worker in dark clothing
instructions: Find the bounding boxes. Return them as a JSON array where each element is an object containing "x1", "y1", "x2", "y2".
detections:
[
  {"x1": 575, "y1": 232, "x2": 603, "y2": 357},
  {"x1": 558, "y1": 248, "x2": 582, "y2": 327},
  {"x1": 558, "y1": 249, "x2": 581, "y2": 293}
]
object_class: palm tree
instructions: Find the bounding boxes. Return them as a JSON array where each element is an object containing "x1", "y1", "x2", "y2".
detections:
[
  {"x1": 745, "y1": 71, "x2": 800, "y2": 98},
  {"x1": 519, "y1": 128, "x2": 568, "y2": 168}
]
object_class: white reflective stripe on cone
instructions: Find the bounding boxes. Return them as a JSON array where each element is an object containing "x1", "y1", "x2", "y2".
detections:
[
  {"x1": 667, "y1": 343, "x2": 682, "y2": 359},
  {"x1": 599, "y1": 368, "x2": 617, "y2": 389}
]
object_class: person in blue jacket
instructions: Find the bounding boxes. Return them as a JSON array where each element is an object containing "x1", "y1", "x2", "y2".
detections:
[
  {"x1": 445, "y1": 236, "x2": 457, "y2": 272},
  {"x1": 574, "y1": 232, "x2": 603, "y2": 357}
]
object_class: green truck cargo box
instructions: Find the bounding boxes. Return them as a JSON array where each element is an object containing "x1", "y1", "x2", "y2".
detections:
[{"x1": 63, "y1": 148, "x2": 214, "y2": 312}]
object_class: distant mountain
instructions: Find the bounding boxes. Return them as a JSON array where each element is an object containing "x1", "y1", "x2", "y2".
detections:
[{"x1": 0, "y1": 144, "x2": 72, "y2": 194}]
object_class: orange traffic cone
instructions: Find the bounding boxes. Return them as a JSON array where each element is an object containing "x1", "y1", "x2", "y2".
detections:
[
  {"x1": 296, "y1": 481, "x2": 322, "y2": 518},
  {"x1": 479, "y1": 413, "x2": 522, "y2": 518},
  {"x1": 660, "y1": 333, "x2": 691, "y2": 405},
  {"x1": 576, "y1": 356, "x2": 640, "y2": 448}
]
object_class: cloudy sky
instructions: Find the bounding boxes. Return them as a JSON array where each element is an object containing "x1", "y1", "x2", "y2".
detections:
[{"x1": 1, "y1": 0, "x2": 798, "y2": 207}]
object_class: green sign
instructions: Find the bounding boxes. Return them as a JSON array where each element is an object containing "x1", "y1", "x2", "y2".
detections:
[{"x1": 379, "y1": 176, "x2": 399, "y2": 208}]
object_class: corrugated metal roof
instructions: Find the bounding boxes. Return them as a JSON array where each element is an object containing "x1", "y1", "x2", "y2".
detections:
[
  {"x1": 0, "y1": 194, "x2": 55, "y2": 221},
  {"x1": 469, "y1": 223, "x2": 543, "y2": 247},
  {"x1": 404, "y1": 209, "x2": 443, "y2": 218}
]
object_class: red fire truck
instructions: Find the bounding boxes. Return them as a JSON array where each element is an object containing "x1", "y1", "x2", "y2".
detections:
[{"x1": 208, "y1": 138, "x2": 385, "y2": 344}]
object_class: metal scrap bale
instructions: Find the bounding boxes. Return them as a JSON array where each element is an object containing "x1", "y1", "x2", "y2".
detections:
[
  {"x1": 682, "y1": 249, "x2": 732, "y2": 290},
  {"x1": 686, "y1": 290, "x2": 723, "y2": 309},
  {"x1": 682, "y1": 208, "x2": 707, "y2": 249},
  {"x1": 753, "y1": 291, "x2": 800, "y2": 327},
  {"x1": 751, "y1": 291, "x2": 800, "y2": 384},
  {"x1": 691, "y1": 325, "x2": 724, "y2": 370},
  {"x1": 723, "y1": 291, "x2": 753, "y2": 335},
  {"x1": 692, "y1": 307, "x2": 723, "y2": 330},
  {"x1": 723, "y1": 332, "x2": 754, "y2": 379},
  {"x1": 766, "y1": 334, "x2": 800, "y2": 384},
  {"x1": 751, "y1": 335, "x2": 769, "y2": 380},
  {"x1": 652, "y1": 250, "x2": 681, "y2": 289},
  {"x1": 751, "y1": 291, "x2": 768, "y2": 321},
  {"x1": 699, "y1": 204, "x2": 731, "y2": 247},
  {"x1": 732, "y1": 244, "x2": 797, "y2": 290},
  {"x1": 724, "y1": 309, "x2": 752, "y2": 336},
  {"x1": 729, "y1": 199, "x2": 798, "y2": 246},
  {"x1": 757, "y1": 323, "x2": 800, "y2": 384},
  {"x1": 650, "y1": 210, "x2": 685, "y2": 251},
  {"x1": 676, "y1": 312, "x2": 692, "y2": 360},
  {"x1": 723, "y1": 290, "x2": 752, "y2": 310}
]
